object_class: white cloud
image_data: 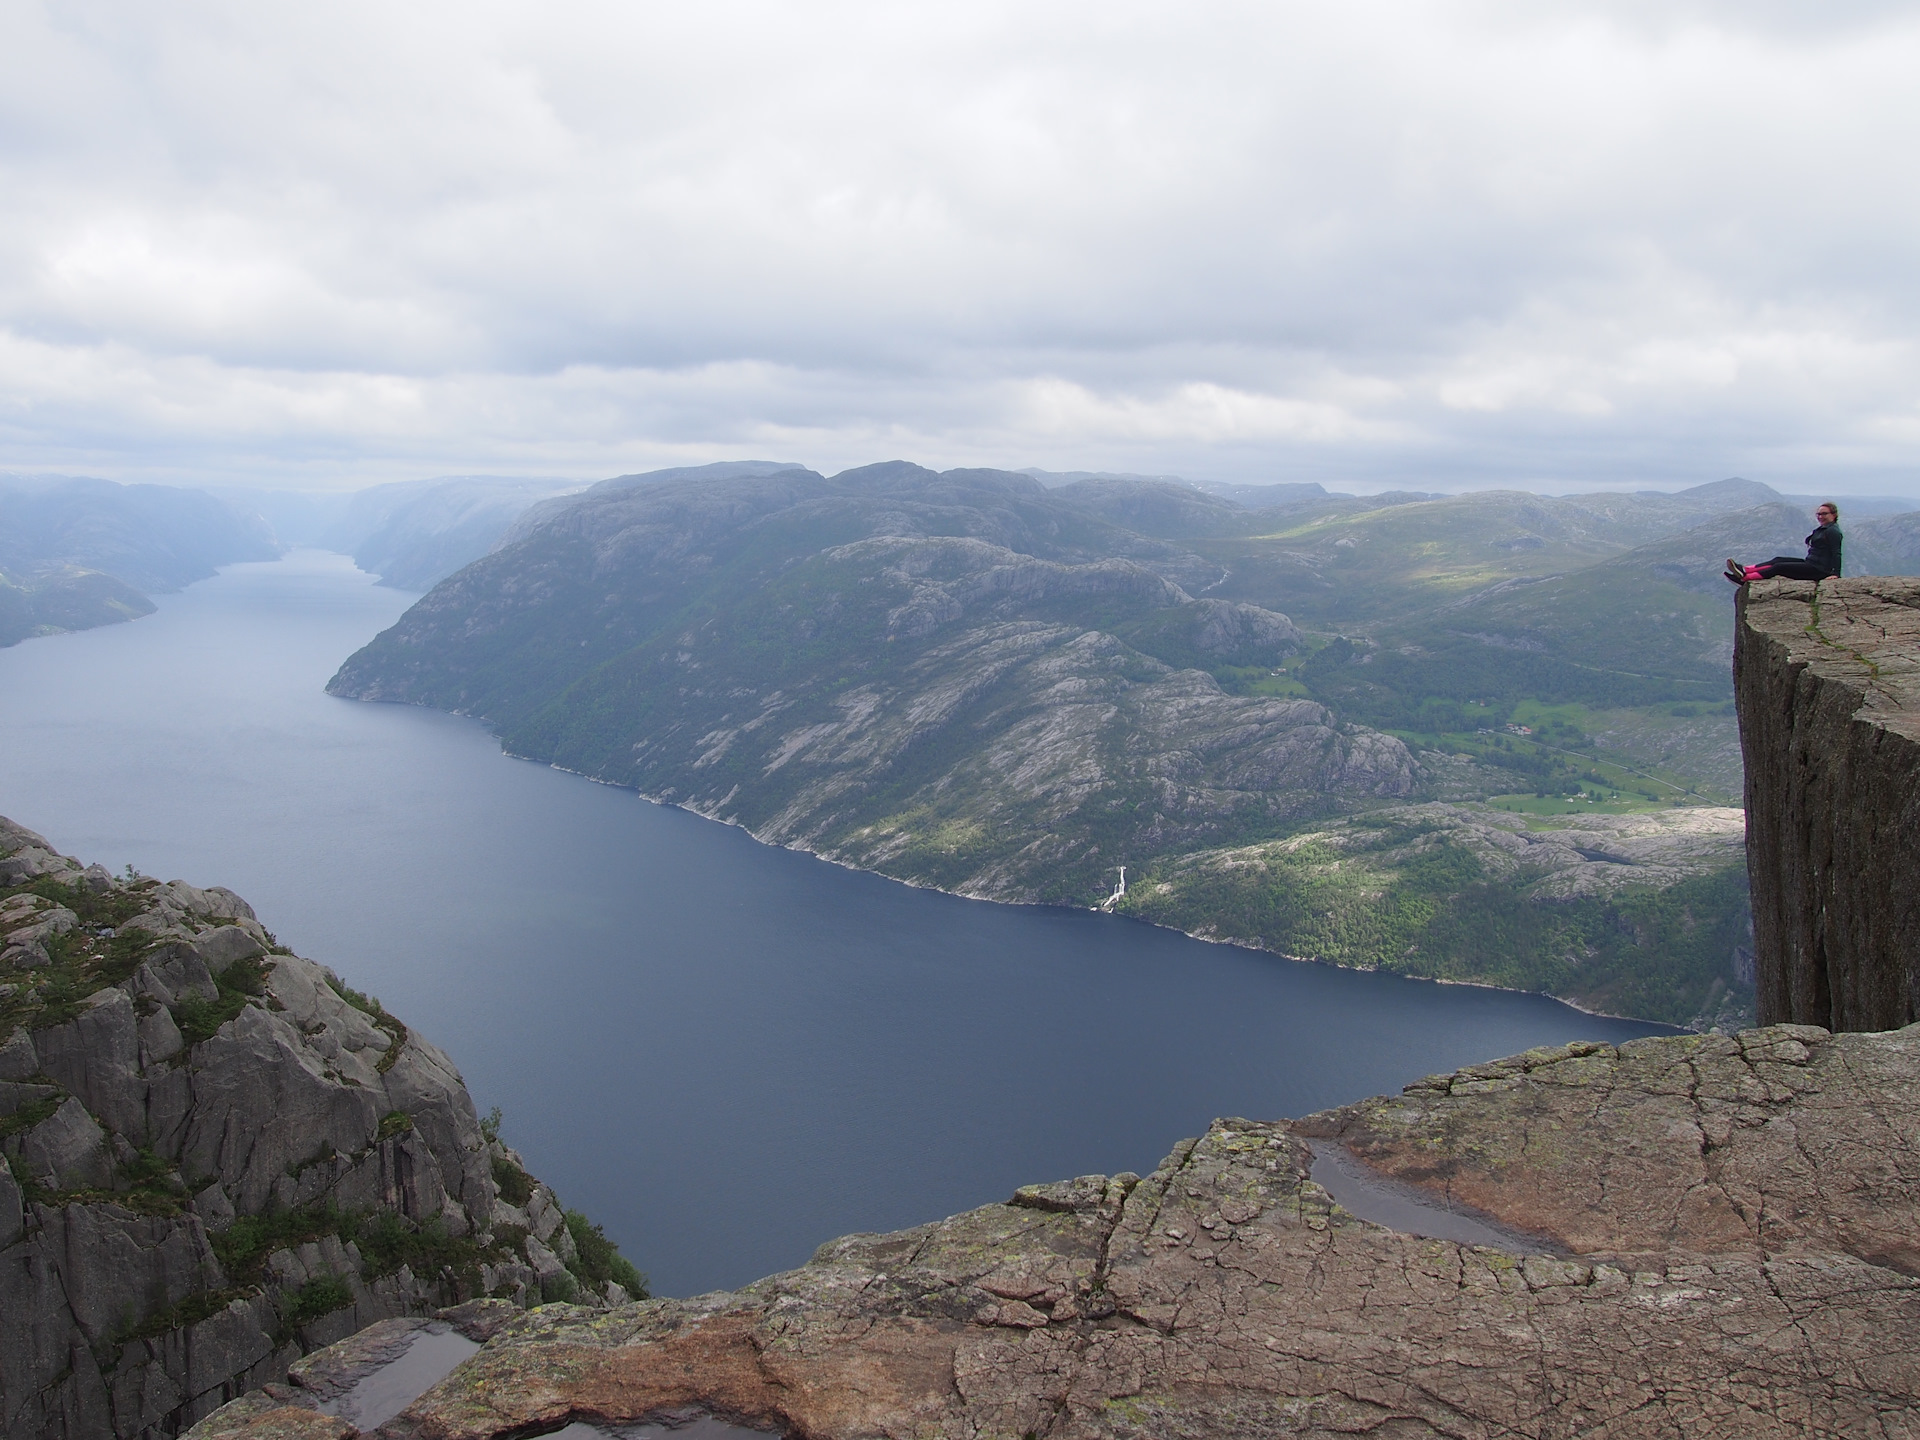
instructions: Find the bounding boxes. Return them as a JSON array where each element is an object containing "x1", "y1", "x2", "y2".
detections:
[{"x1": 1, "y1": 0, "x2": 1918, "y2": 490}]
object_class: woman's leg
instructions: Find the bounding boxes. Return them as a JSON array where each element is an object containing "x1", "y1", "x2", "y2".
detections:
[{"x1": 1752, "y1": 558, "x2": 1827, "y2": 581}]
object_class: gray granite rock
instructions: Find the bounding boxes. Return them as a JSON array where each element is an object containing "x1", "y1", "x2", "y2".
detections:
[
  {"x1": 0, "y1": 816, "x2": 617, "y2": 1440},
  {"x1": 191, "y1": 926, "x2": 265, "y2": 976},
  {"x1": 1735, "y1": 577, "x2": 1920, "y2": 1029},
  {"x1": 0, "y1": 1024, "x2": 37, "y2": 1081},
  {"x1": 0, "y1": 1077, "x2": 58, "y2": 1119},
  {"x1": 0, "y1": 1160, "x2": 22, "y2": 1248},
  {"x1": 33, "y1": 987, "x2": 146, "y2": 1138},
  {"x1": 293, "y1": 1025, "x2": 1920, "y2": 1440},
  {"x1": 16, "y1": 1094, "x2": 114, "y2": 1190}
]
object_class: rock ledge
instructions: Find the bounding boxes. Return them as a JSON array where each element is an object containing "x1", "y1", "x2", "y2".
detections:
[
  {"x1": 1734, "y1": 576, "x2": 1920, "y2": 1029},
  {"x1": 198, "y1": 1022, "x2": 1920, "y2": 1440}
]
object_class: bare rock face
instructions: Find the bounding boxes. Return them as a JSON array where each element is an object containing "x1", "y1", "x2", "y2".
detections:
[
  {"x1": 1733, "y1": 576, "x2": 1920, "y2": 1029},
  {"x1": 0, "y1": 819, "x2": 625, "y2": 1440},
  {"x1": 200, "y1": 1024, "x2": 1920, "y2": 1440}
]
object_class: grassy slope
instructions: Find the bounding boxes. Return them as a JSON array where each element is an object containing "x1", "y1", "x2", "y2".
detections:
[{"x1": 1118, "y1": 815, "x2": 1753, "y2": 1029}]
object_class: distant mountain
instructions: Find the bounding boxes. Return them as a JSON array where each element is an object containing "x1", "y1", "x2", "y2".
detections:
[
  {"x1": 496, "y1": 461, "x2": 809, "y2": 549},
  {"x1": 1646, "y1": 477, "x2": 1919, "y2": 519},
  {"x1": 0, "y1": 567, "x2": 154, "y2": 647},
  {"x1": 319, "y1": 475, "x2": 587, "y2": 590},
  {"x1": 1018, "y1": 466, "x2": 1192, "y2": 489},
  {"x1": 0, "y1": 473, "x2": 278, "y2": 594},
  {"x1": 325, "y1": 462, "x2": 1834, "y2": 1024},
  {"x1": 207, "y1": 486, "x2": 355, "y2": 548},
  {"x1": 330, "y1": 463, "x2": 1405, "y2": 905},
  {"x1": 0, "y1": 474, "x2": 278, "y2": 645}
]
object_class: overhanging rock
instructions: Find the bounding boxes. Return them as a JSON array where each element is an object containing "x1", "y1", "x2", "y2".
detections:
[{"x1": 1733, "y1": 576, "x2": 1920, "y2": 1030}]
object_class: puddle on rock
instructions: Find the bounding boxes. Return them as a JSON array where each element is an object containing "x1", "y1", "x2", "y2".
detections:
[
  {"x1": 319, "y1": 1325, "x2": 481, "y2": 1432},
  {"x1": 544, "y1": 1420, "x2": 780, "y2": 1439},
  {"x1": 1305, "y1": 1140, "x2": 1555, "y2": 1254}
]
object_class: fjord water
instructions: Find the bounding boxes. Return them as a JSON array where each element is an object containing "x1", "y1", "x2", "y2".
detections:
[{"x1": 0, "y1": 552, "x2": 1668, "y2": 1296}]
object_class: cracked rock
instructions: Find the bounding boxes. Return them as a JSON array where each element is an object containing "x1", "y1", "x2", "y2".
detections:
[{"x1": 226, "y1": 1022, "x2": 1920, "y2": 1440}]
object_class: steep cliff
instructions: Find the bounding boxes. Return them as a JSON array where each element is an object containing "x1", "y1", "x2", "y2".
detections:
[
  {"x1": 195, "y1": 1022, "x2": 1920, "y2": 1439},
  {"x1": 0, "y1": 819, "x2": 638, "y2": 1440},
  {"x1": 1733, "y1": 576, "x2": 1920, "y2": 1030}
]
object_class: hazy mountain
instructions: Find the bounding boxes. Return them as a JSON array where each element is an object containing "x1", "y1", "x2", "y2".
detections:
[
  {"x1": 1018, "y1": 466, "x2": 1192, "y2": 489},
  {"x1": 0, "y1": 473, "x2": 277, "y2": 593},
  {"x1": 0, "y1": 567, "x2": 154, "y2": 647},
  {"x1": 209, "y1": 486, "x2": 356, "y2": 548},
  {"x1": 324, "y1": 462, "x2": 1855, "y2": 1024},
  {"x1": 495, "y1": 460, "x2": 811, "y2": 548},
  {"x1": 318, "y1": 475, "x2": 588, "y2": 590},
  {"x1": 0, "y1": 473, "x2": 278, "y2": 645},
  {"x1": 1847, "y1": 509, "x2": 1920, "y2": 572}
]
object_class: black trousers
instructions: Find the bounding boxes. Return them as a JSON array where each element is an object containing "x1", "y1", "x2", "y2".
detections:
[{"x1": 1751, "y1": 557, "x2": 1832, "y2": 582}]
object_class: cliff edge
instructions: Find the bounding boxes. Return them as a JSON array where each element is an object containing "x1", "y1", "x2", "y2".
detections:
[
  {"x1": 0, "y1": 818, "x2": 638, "y2": 1440},
  {"x1": 1733, "y1": 576, "x2": 1920, "y2": 1030},
  {"x1": 196, "y1": 1023, "x2": 1920, "y2": 1439}
]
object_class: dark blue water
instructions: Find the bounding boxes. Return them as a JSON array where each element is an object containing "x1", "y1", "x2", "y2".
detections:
[{"x1": 0, "y1": 551, "x2": 1667, "y2": 1296}]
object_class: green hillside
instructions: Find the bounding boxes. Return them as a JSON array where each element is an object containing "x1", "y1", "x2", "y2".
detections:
[{"x1": 330, "y1": 465, "x2": 1914, "y2": 1028}]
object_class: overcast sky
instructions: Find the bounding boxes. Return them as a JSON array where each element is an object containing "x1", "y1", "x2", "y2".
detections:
[{"x1": 3, "y1": 0, "x2": 1918, "y2": 493}]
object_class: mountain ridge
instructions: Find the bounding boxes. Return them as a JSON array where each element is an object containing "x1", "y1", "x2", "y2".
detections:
[{"x1": 327, "y1": 463, "x2": 1799, "y2": 1025}]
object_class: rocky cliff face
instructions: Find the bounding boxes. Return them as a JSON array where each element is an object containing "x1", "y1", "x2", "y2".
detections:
[
  {"x1": 1733, "y1": 576, "x2": 1920, "y2": 1030},
  {"x1": 194, "y1": 1021, "x2": 1920, "y2": 1439},
  {"x1": 0, "y1": 819, "x2": 632, "y2": 1440}
]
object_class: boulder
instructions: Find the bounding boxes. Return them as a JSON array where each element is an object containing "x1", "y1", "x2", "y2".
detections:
[
  {"x1": 15, "y1": 1095, "x2": 114, "y2": 1190},
  {"x1": 190, "y1": 926, "x2": 265, "y2": 976},
  {"x1": 0, "y1": 1024, "x2": 38, "y2": 1080}
]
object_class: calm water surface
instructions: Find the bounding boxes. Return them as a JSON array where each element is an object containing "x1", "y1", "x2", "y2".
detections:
[{"x1": 0, "y1": 552, "x2": 1667, "y2": 1295}]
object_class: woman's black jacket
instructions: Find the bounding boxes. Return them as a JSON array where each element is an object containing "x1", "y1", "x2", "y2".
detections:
[{"x1": 1805, "y1": 523, "x2": 1843, "y2": 577}]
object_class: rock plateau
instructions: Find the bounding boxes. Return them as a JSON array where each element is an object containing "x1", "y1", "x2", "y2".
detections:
[{"x1": 194, "y1": 1023, "x2": 1920, "y2": 1439}]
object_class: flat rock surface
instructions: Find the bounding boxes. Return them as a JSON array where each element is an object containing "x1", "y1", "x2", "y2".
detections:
[
  {"x1": 359, "y1": 1023, "x2": 1919, "y2": 1440},
  {"x1": 1739, "y1": 576, "x2": 1920, "y2": 733}
]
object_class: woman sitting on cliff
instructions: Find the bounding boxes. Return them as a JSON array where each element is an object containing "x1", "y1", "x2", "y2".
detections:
[{"x1": 1724, "y1": 503, "x2": 1842, "y2": 584}]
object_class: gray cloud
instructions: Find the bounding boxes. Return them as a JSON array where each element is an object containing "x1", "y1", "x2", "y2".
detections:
[{"x1": 2, "y1": 0, "x2": 1917, "y2": 491}]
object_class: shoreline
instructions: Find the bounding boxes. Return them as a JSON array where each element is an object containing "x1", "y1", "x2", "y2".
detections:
[{"x1": 521, "y1": 749, "x2": 1702, "y2": 1035}]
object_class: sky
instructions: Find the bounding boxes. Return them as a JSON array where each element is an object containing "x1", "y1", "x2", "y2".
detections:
[{"x1": 2, "y1": 0, "x2": 1918, "y2": 494}]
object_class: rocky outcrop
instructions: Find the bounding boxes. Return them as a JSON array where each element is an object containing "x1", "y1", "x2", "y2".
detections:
[
  {"x1": 1733, "y1": 576, "x2": 1920, "y2": 1030},
  {"x1": 0, "y1": 819, "x2": 634, "y2": 1440},
  {"x1": 195, "y1": 1022, "x2": 1920, "y2": 1439}
]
